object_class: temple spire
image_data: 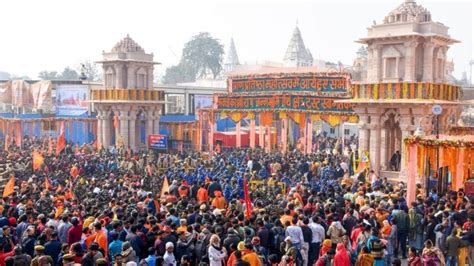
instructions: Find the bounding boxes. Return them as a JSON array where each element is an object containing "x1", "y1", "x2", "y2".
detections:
[
  {"x1": 283, "y1": 26, "x2": 313, "y2": 67},
  {"x1": 224, "y1": 38, "x2": 240, "y2": 73}
]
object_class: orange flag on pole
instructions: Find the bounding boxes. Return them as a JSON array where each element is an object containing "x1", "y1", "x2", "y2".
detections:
[
  {"x1": 48, "y1": 137, "x2": 53, "y2": 155},
  {"x1": 161, "y1": 176, "x2": 169, "y2": 198},
  {"x1": 70, "y1": 165, "x2": 79, "y2": 178},
  {"x1": 113, "y1": 114, "x2": 119, "y2": 129},
  {"x1": 2, "y1": 175, "x2": 15, "y2": 197},
  {"x1": 56, "y1": 121, "x2": 66, "y2": 156},
  {"x1": 65, "y1": 177, "x2": 74, "y2": 200},
  {"x1": 32, "y1": 150, "x2": 44, "y2": 171},
  {"x1": 45, "y1": 177, "x2": 52, "y2": 190}
]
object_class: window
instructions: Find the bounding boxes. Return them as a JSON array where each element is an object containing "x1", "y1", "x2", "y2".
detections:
[
  {"x1": 137, "y1": 74, "x2": 146, "y2": 88},
  {"x1": 386, "y1": 58, "x2": 396, "y2": 78},
  {"x1": 344, "y1": 129, "x2": 350, "y2": 135},
  {"x1": 166, "y1": 94, "x2": 185, "y2": 114},
  {"x1": 330, "y1": 128, "x2": 336, "y2": 134}
]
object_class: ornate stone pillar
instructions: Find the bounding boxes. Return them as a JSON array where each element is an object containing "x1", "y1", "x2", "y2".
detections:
[
  {"x1": 127, "y1": 65, "x2": 135, "y2": 89},
  {"x1": 129, "y1": 109, "x2": 137, "y2": 151},
  {"x1": 372, "y1": 45, "x2": 382, "y2": 82},
  {"x1": 380, "y1": 126, "x2": 387, "y2": 170},
  {"x1": 153, "y1": 113, "x2": 160, "y2": 135},
  {"x1": 147, "y1": 67, "x2": 153, "y2": 89},
  {"x1": 306, "y1": 119, "x2": 313, "y2": 154},
  {"x1": 145, "y1": 108, "x2": 154, "y2": 146},
  {"x1": 265, "y1": 126, "x2": 271, "y2": 153},
  {"x1": 404, "y1": 41, "x2": 417, "y2": 82},
  {"x1": 236, "y1": 121, "x2": 241, "y2": 148},
  {"x1": 357, "y1": 112, "x2": 370, "y2": 152},
  {"x1": 368, "y1": 109, "x2": 381, "y2": 173},
  {"x1": 119, "y1": 110, "x2": 130, "y2": 148},
  {"x1": 115, "y1": 64, "x2": 123, "y2": 89},
  {"x1": 96, "y1": 110, "x2": 103, "y2": 147},
  {"x1": 209, "y1": 119, "x2": 214, "y2": 153},
  {"x1": 102, "y1": 110, "x2": 111, "y2": 149},
  {"x1": 259, "y1": 124, "x2": 264, "y2": 148},
  {"x1": 281, "y1": 118, "x2": 288, "y2": 153},
  {"x1": 249, "y1": 119, "x2": 256, "y2": 149},
  {"x1": 399, "y1": 115, "x2": 413, "y2": 174},
  {"x1": 422, "y1": 43, "x2": 435, "y2": 82}
]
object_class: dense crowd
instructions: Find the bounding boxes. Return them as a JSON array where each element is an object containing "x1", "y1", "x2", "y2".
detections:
[{"x1": 0, "y1": 136, "x2": 472, "y2": 266}]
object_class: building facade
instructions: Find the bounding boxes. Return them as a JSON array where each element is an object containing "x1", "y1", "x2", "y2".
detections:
[
  {"x1": 342, "y1": 0, "x2": 462, "y2": 181},
  {"x1": 92, "y1": 35, "x2": 165, "y2": 151}
]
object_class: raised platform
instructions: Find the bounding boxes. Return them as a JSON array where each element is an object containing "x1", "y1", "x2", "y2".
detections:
[{"x1": 380, "y1": 170, "x2": 406, "y2": 184}]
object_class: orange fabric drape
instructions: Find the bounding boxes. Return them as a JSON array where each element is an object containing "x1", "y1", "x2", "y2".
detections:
[
  {"x1": 4, "y1": 134, "x2": 9, "y2": 152},
  {"x1": 395, "y1": 83, "x2": 401, "y2": 98},
  {"x1": 259, "y1": 112, "x2": 273, "y2": 127},
  {"x1": 14, "y1": 121, "x2": 21, "y2": 148},
  {"x1": 288, "y1": 112, "x2": 306, "y2": 129},
  {"x1": 2, "y1": 176, "x2": 15, "y2": 197},
  {"x1": 113, "y1": 114, "x2": 119, "y2": 129}
]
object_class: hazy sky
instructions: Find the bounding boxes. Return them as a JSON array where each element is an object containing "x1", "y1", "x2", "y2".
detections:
[{"x1": 0, "y1": 0, "x2": 472, "y2": 80}]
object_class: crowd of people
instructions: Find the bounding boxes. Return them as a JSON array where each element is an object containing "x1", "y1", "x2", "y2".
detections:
[{"x1": 0, "y1": 135, "x2": 472, "y2": 266}]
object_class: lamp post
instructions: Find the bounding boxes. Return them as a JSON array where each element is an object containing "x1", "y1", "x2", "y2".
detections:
[{"x1": 432, "y1": 105, "x2": 443, "y2": 193}]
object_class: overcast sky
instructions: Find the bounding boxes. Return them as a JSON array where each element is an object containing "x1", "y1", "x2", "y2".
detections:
[{"x1": 0, "y1": 0, "x2": 472, "y2": 80}]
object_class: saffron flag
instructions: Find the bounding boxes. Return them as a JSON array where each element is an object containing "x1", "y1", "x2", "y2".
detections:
[
  {"x1": 243, "y1": 175, "x2": 252, "y2": 218},
  {"x1": 56, "y1": 121, "x2": 66, "y2": 156},
  {"x1": 4, "y1": 134, "x2": 9, "y2": 152},
  {"x1": 2, "y1": 175, "x2": 15, "y2": 197},
  {"x1": 32, "y1": 150, "x2": 44, "y2": 171},
  {"x1": 48, "y1": 137, "x2": 53, "y2": 155},
  {"x1": 45, "y1": 177, "x2": 52, "y2": 190},
  {"x1": 113, "y1": 114, "x2": 119, "y2": 129},
  {"x1": 160, "y1": 176, "x2": 169, "y2": 197},
  {"x1": 70, "y1": 165, "x2": 79, "y2": 178},
  {"x1": 65, "y1": 177, "x2": 74, "y2": 200}
]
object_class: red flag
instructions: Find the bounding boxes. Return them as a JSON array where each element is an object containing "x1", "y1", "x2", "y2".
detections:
[
  {"x1": 4, "y1": 134, "x2": 9, "y2": 152},
  {"x1": 45, "y1": 177, "x2": 52, "y2": 190},
  {"x1": 48, "y1": 137, "x2": 53, "y2": 155},
  {"x1": 56, "y1": 121, "x2": 66, "y2": 156},
  {"x1": 243, "y1": 175, "x2": 252, "y2": 218},
  {"x1": 32, "y1": 150, "x2": 44, "y2": 171},
  {"x1": 2, "y1": 175, "x2": 15, "y2": 198}
]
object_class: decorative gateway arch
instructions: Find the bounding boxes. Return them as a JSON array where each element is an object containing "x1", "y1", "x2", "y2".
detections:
[{"x1": 198, "y1": 69, "x2": 358, "y2": 154}]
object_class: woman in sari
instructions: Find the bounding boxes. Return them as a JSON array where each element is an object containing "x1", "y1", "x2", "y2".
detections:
[{"x1": 421, "y1": 240, "x2": 445, "y2": 266}]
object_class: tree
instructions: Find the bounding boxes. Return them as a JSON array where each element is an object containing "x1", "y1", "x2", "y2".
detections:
[
  {"x1": 60, "y1": 67, "x2": 79, "y2": 80},
  {"x1": 181, "y1": 32, "x2": 224, "y2": 79},
  {"x1": 162, "y1": 63, "x2": 195, "y2": 85},
  {"x1": 0, "y1": 71, "x2": 10, "y2": 80},
  {"x1": 162, "y1": 32, "x2": 224, "y2": 84},
  {"x1": 78, "y1": 60, "x2": 101, "y2": 81},
  {"x1": 38, "y1": 71, "x2": 59, "y2": 80}
]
